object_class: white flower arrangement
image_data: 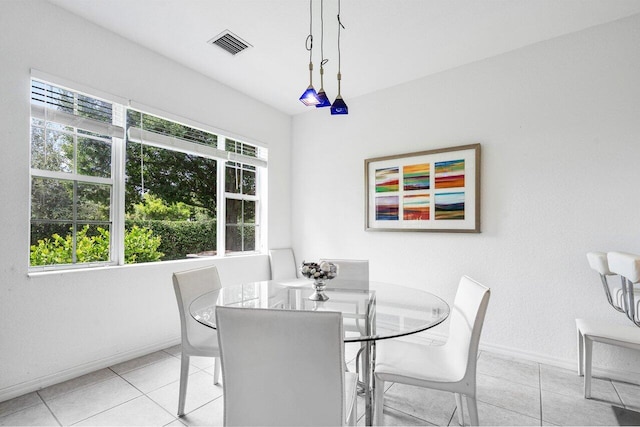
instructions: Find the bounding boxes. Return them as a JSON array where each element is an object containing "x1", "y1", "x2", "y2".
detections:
[{"x1": 300, "y1": 260, "x2": 337, "y2": 281}]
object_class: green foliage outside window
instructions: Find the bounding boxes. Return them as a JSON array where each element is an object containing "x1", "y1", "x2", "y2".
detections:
[
  {"x1": 123, "y1": 225, "x2": 164, "y2": 264},
  {"x1": 30, "y1": 225, "x2": 163, "y2": 266},
  {"x1": 129, "y1": 193, "x2": 192, "y2": 221},
  {"x1": 126, "y1": 219, "x2": 217, "y2": 260}
]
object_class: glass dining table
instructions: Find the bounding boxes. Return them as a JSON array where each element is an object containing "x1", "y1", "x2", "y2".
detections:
[{"x1": 189, "y1": 279, "x2": 450, "y2": 426}]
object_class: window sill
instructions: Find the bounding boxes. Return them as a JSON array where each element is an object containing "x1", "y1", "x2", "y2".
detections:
[{"x1": 27, "y1": 252, "x2": 266, "y2": 278}]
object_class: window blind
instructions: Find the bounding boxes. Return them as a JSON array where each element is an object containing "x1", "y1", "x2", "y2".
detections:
[
  {"x1": 30, "y1": 80, "x2": 125, "y2": 139},
  {"x1": 127, "y1": 127, "x2": 268, "y2": 168}
]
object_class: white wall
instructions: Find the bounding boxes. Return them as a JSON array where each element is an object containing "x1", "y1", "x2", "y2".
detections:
[
  {"x1": 0, "y1": 1, "x2": 291, "y2": 401},
  {"x1": 292, "y1": 14, "x2": 640, "y2": 375}
]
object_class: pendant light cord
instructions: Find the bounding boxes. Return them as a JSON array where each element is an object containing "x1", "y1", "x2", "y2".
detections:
[
  {"x1": 319, "y1": 0, "x2": 328, "y2": 88},
  {"x1": 320, "y1": 0, "x2": 324, "y2": 61},
  {"x1": 336, "y1": 0, "x2": 345, "y2": 95},
  {"x1": 306, "y1": 0, "x2": 314, "y2": 85}
]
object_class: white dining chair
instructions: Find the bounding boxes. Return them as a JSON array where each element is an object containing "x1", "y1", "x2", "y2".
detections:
[
  {"x1": 319, "y1": 258, "x2": 369, "y2": 289},
  {"x1": 320, "y1": 258, "x2": 370, "y2": 374},
  {"x1": 374, "y1": 276, "x2": 490, "y2": 426},
  {"x1": 269, "y1": 248, "x2": 300, "y2": 281},
  {"x1": 172, "y1": 265, "x2": 222, "y2": 416},
  {"x1": 587, "y1": 252, "x2": 624, "y2": 312},
  {"x1": 216, "y1": 306, "x2": 358, "y2": 426}
]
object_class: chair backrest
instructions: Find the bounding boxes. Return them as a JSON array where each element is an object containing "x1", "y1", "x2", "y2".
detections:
[
  {"x1": 172, "y1": 265, "x2": 222, "y2": 350},
  {"x1": 216, "y1": 306, "x2": 346, "y2": 426},
  {"x1": 444, "y1": 276, "x2": 491, "y2": 381},
  {"x1": 607, "y1": 251, "x2": 640, "y2": 326},
  {"x1": 608, "y1": 252, "x2": 640, "y2": 284},
  {"x1": 320, "y1": 258, "x2": 369, "y2": 290},
  {"x1": 587, "y1": 252, "x2": 613, "y2": 276},
  {"x1": 587, "y1": 251, "x2": 626, "y2": 313},
  {"x1": 269, "y1": 248, "x2": 299, "y2": 280}
]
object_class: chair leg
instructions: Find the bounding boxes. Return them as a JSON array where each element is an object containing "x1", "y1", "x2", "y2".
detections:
[
  {"x1": 177, "y1": 353, "x2": 190, "y2": 416},
  {"x1": 374, "y1": 377, "x2": 385, "y2": 426},
  {"x1": 213, "y1": 356, "x2": 220, "y2": 385},
  {"x1": 465, "y1": 395, "x2": 479, "y2": 427},
  {"x1": 355, "y1": 344, "x2": 364, "y2": 379},
  {"x1": 577, "y1": 327, "x2": 584, "y2": 376},
  {"x1": 455, "y1": 393, "x2": 465, "y2": 426},
  {"x1": 584, "y1": 337, "x2": 593, "y2": 398},
  {"x1": 347, "y1": 397, "x2": 357, "y2": 427}
]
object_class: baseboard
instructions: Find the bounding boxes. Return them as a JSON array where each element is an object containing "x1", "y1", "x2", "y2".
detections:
[{"x1": 0, "y1": 337, "x2": 180, "y2": 403}]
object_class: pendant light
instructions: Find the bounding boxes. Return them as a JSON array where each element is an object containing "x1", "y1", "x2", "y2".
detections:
[
  {"x1": 315, "y1": 0, "x2": 331, "y2": 108},
  {"x1": 330, "y1": 0, "x2": 348, "y2": 115},
  {"x1": 299, "y1": 0, "x2": 320, "y2": 106}
]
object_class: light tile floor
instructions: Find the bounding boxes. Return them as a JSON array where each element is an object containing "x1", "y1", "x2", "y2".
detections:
[{"x1": 2, "y1": 342, "x2": 640, "y2": 426}]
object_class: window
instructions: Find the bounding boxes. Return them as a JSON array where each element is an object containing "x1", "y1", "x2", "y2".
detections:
[
  {"x1": 29, "y1": 78, "x2": 267, "y2": 270},
  {"x1": 225, "y1": 139, "x2": 259, "y2": 252},
  {"x1": 125, "y1": 110, "x2": 219, "y2": 260},
  {"x1": 29, "y1": 80, "x2": 123, "y2": 267}
]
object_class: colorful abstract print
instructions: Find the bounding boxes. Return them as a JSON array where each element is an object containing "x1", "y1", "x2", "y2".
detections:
[
  {"x1": 376, "y1": 196, "x2": 399, "y2": 220},
  {"x1": 375, "y1": 167, "x2": 399, "y2": 192},
  {"x1": 404, "y1": 194, "x2": 430, "y2": 220},
  {"x1": 403, "y1": 163, "x2": 430, "y2": 190},
  {"x1": 435, "y1": 192, "x2": 465, "y2": 220},
  {"x1": 435, "y1": 159, "x2": 465, "y2": 189}
]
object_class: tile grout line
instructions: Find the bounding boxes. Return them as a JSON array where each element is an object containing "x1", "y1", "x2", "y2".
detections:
[
  {"x1": 610, "y1": 379, "x2": 625, "y2": 408},
  {"x1": 142, "y1": 384, "x2": 183, "y2": 422},
  {"x1": 73, "y1": 365, "x2": 167, "y2": 425},
  {"x1": 69, "y1": 394, "x2": 142, "y2": 426},
  {"x1": 35, "y1": 390, "x2": 63, "y2": 427},
  {"x1": 117, "y1": 357, "x2": 192, "y2": 425},
  {"x1": 379, "y1": 403, "x2": 436, "y2": 426},
  {"x1": 67, "y1": 359, "x2": 191, "y2": 426},
  {"x1": 538, "y1": 362, "x2": 543, "y2": 427},
  {"x1": 125, "y1": 357, "x2": 222, "y2": 422},
  {"x1": 446, "y1": 406, "x2": 456, "y2": 426},
  {"x1": 0, "y1": 394, "x2": 41, "y2": 420},
  {"x1": 109, "y1": 352, "x2": 178, "y2": 377},
  {"x1": 379, "y1": 383, "x2": 441, "y2": 426},
  {"x1": 474, "y1": 394, "x2": 540, "y2": 422},
  {"x1": 37, "y1": 370, "x2": 118, "y2": 407}
]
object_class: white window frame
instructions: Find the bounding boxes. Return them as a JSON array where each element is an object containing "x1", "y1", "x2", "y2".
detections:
[
  {"x1": 29, "y1": 78, "x2": 125, "y2": 271},
  {"x1": 222, "y1": 138, "x2": 262, "y2": 254},
  {"x1": 29, "y1": 74, "x2": 268, "y2": 271}
]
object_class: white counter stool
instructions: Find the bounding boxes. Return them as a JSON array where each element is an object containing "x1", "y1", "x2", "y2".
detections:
[
  {"x1": 586, "y1": 252, "x2": 624, "y2": 312},
  {"x1": 608, "y1": 251, "x2": 640, "y2": 326},
  {"x1": 576, "y1": 318, "x2": 640, "y2": 398}
]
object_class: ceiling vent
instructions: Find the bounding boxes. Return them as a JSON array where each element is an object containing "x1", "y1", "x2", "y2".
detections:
[{"x1": 208, "y1": 30, "x2": 252, "y2": 55}]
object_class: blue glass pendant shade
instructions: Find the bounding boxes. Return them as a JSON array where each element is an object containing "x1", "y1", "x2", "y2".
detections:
[
  {"x1": 330, "y1": 95, "x2": 348, "y2": 115},
  {"x1": 299, "y1": 86, "x2": 320, "y2": 106},
  {"x1": 315, "y1": 89, "x2": 331, "y2": 108}
]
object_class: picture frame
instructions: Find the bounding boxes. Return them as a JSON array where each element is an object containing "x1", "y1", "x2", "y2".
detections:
[{"x1": 364, "y1": 143, "x2": 480, "y2": 232}]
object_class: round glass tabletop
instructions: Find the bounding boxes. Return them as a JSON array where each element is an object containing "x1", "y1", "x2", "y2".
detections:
[{"x1": 190, "y1": 280, "x2": 450, "y2": 342}]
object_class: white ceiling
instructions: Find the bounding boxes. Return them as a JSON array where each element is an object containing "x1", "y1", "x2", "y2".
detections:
[{"x1": 48, "y1": 0, "x2": 640, "y2": 116}]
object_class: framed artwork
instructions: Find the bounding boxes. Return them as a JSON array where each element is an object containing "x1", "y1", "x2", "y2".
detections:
[{"x1": 365, "y1": 143, "x2": 480, "y2": 232}]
